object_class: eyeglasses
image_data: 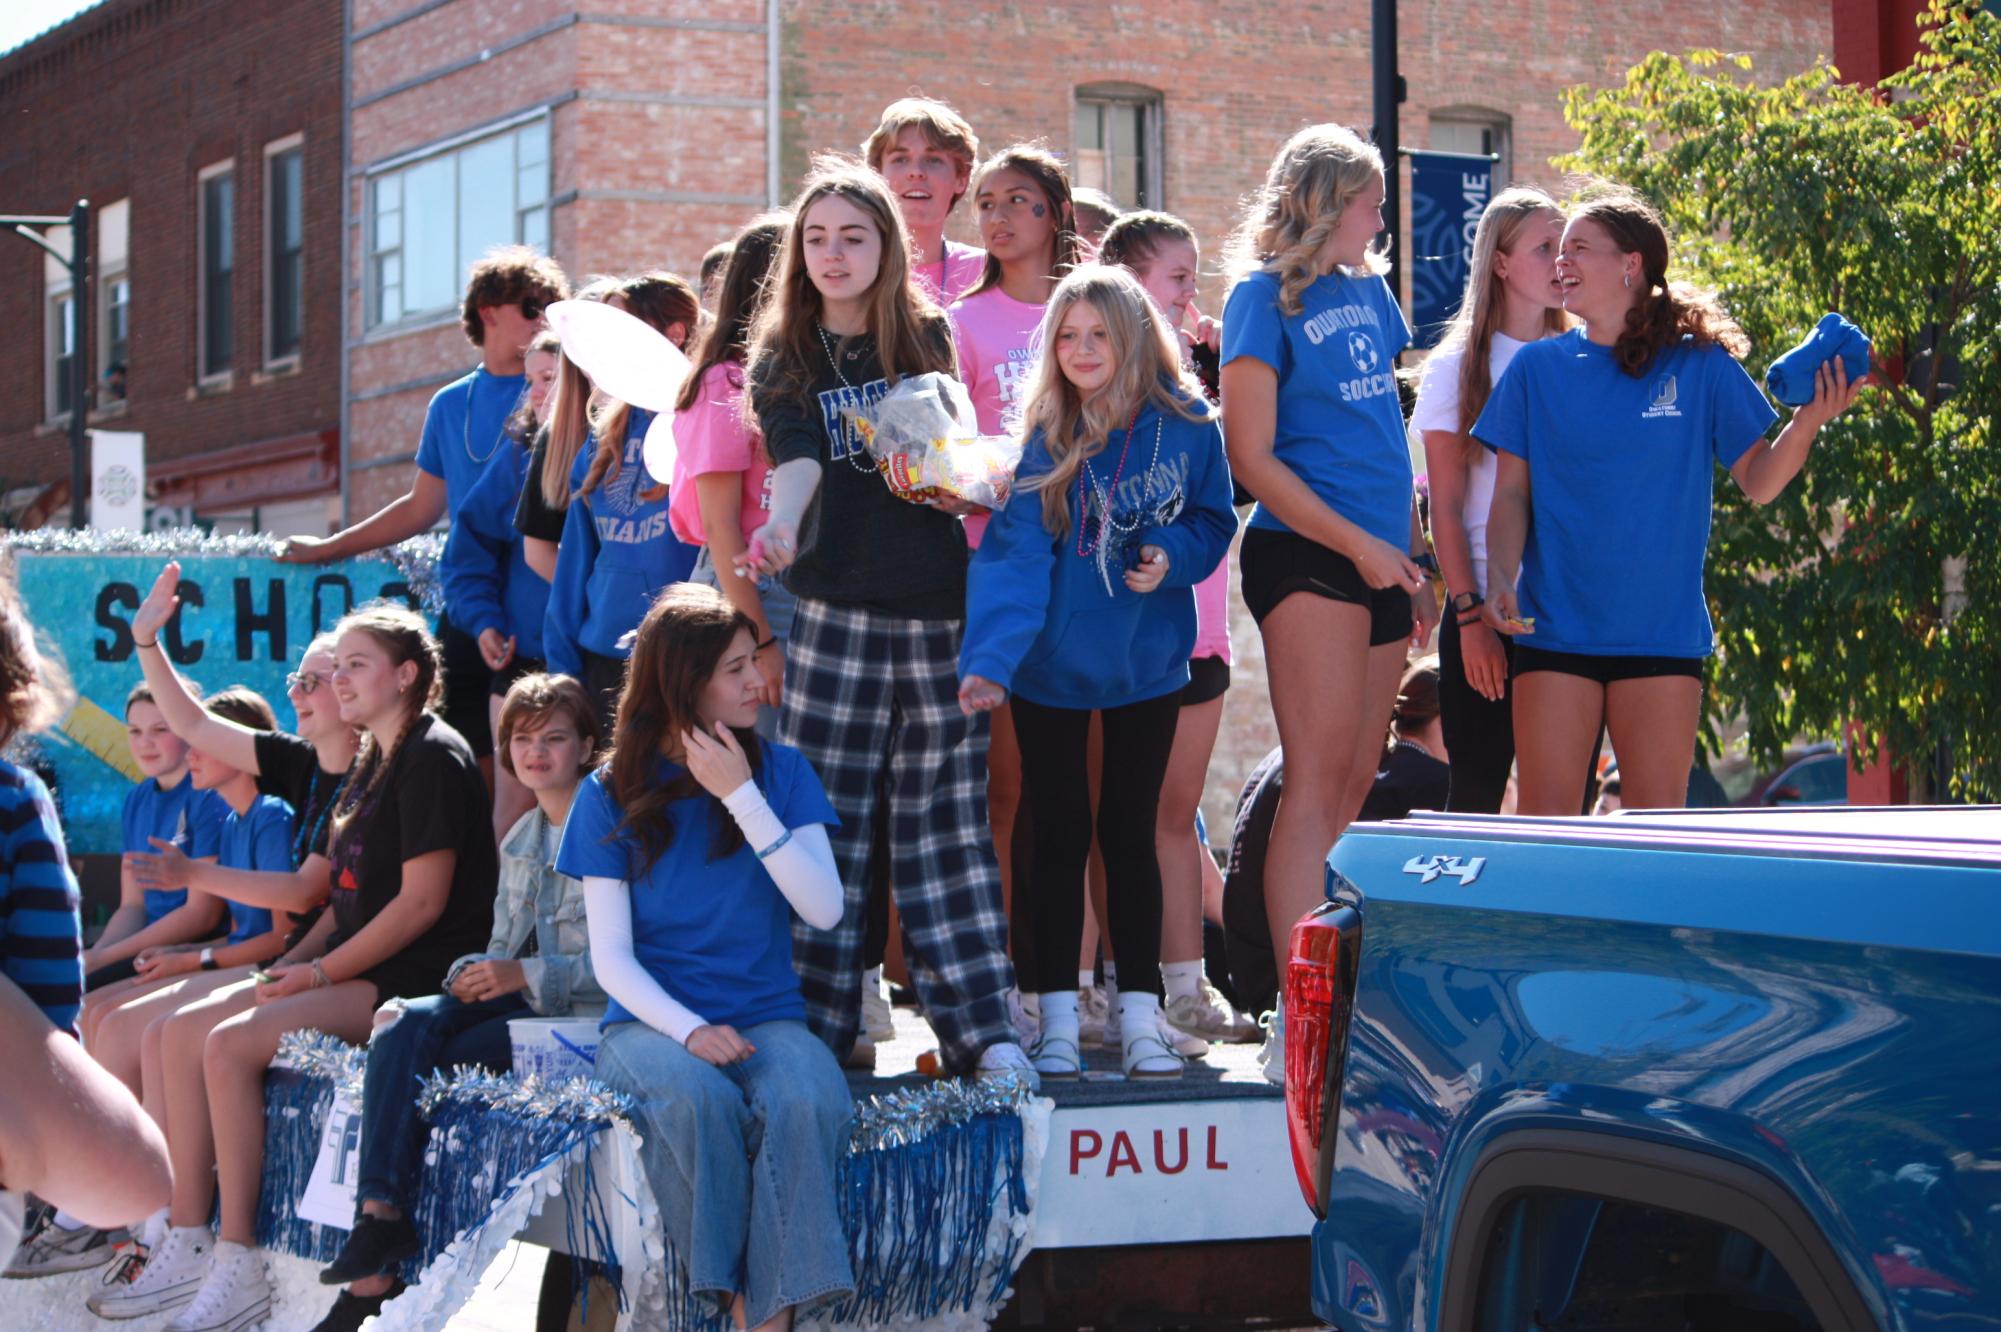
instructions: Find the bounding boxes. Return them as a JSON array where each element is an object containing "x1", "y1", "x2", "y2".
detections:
[
  {"x1": 285, "y1": 671, "x2": 331, "y2": 695},
  {"x1": 520, "y1": 298, "x2": 546, "y2": 321}
]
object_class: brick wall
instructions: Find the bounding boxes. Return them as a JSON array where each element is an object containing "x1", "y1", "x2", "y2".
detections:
[{"x1": 0, "y1": 0, "x2": 342, "y2": 514}]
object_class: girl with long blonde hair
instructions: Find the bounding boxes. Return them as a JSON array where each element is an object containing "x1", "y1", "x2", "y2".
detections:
[
  {"x1": 739, "y1": 159, "x2": 1034, "y2": 1084},
  {"x1": 960, "y1": 266, "x2": 1235, "y2": 1079},
  {"x1": 1219, "y1": 124, "x2": 1438, "y2": 1082},
  {"x1": 1411, "y1": 186, "x2": 1567, "y2": 813}
]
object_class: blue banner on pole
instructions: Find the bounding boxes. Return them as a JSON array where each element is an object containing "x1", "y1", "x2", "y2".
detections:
[
  {"x1": 1407, "y1": 150, "x2": 1496, "y2": 349},
  {"x1": 4, "y1": 536, "x2": 439, "y2": 855}
]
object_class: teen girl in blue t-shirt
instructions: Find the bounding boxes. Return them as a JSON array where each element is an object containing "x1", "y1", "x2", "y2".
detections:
[
  {"x1": 961, "y1": 266, "x2": 1235, "y2": 1079},
  {"x1": 1218, "y1": 125, "x2": 1438, "y2": 1080},
  {"x1": 557, "y1": 583, "x2": 852, "y2": 1332},
  {"x1": 1474, "y1": 189, "x2": 1863, "y2": 815}
]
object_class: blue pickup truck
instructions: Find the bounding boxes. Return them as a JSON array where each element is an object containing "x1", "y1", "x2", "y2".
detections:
[{"x1": 1284, "y1": 807, "x2": 2001, "y2": 1331}]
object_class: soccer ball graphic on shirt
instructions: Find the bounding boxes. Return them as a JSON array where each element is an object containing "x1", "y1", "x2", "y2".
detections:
[{"x1": 1346, "y1": 330, "x2": 1381, "y2": 375}]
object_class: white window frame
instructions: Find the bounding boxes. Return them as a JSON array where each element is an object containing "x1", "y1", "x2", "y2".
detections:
[
  {"x1": 45, "y1": 285, "x2": 74, "y2": 425},
  {"x1": 1429, "y1": 108, "x2": 1512, "y2": 190},
  {"x1": 97, "y1": 199, "x2": 130, "y2": 408},
  {"x1": 1073, "y1": 84, "x2": 1166, "y2": 211},
  {"x1": 198, "y1": 158, "x2": 236, "y2": 384},
  {"x1": 364, "y1": 113, "x2": 551, "y2": 333},
  {"x1": 263, "y1": 134, "x2": 306, "y2": 370}
]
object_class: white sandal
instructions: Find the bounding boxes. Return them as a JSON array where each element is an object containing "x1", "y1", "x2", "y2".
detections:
[
  {"x1": 1122, "y1": 1028, "x2": 1184, "y2": 1079},
  {"x1": 1030, "y1": 1032, "x2": 1083, "y2": 1078}
]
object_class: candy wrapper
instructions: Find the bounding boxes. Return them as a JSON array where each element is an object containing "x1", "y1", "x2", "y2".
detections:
[{"x1": 843, "y1": 373, "x2": 1022, "y2": 509}]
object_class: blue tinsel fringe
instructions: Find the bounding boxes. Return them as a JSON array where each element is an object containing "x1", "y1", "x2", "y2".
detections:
[{"x1": 255, "y1": 1067, "x2": 349, "y2": 1264}]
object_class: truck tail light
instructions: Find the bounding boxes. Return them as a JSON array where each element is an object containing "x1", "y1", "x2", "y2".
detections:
[{"x1": 1285, "y1": 901, "x2": 1359, "y2": 1217}]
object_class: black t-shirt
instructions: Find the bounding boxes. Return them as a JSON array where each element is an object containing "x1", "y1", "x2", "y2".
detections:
[
  {"x1": 1357, "y1": 741, "x2": 1451, "y2": 823},
  {"x1": 750, "y1": 324, "x2": 968, "y2": 618},
  {"x1": 253, "y1": 730, "x2": 350, "y2": 949},
  {"x1": 325, "y1": 715, "x2": 498, "y2": 1001},
  {"x1": 512, "y1": 427, "x2": 569, "y2": 544}
]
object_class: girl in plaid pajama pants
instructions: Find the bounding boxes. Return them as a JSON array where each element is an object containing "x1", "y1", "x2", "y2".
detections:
[{"x1": 741, "y1": 161, "x2": 1035, "y2": 1084}]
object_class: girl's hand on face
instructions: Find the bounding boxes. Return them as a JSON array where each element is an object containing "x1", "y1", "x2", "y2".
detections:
[
  {"x1": 255, "y1": 964, "x2": 315, "y2": 1003},
  {"x1": 477, "y1": 629, "x2": 517, "y2": 672},
  {"x1": 129, "y1": 837, "x2": 196, "y2": 892},
  {"x1": 1458, "y1": 620, "x2": 1509, "y2": 702},
  {"x1": 958, "y1": 675, "x2": 1006, "y2": 716},
  {"x1": 683, "y1": 722, "x2": 753, "y2": 799},
  {"x1": 1125, "y1": 545, "x2": 1170, "y2": 593},
  {"x1": 1187, "y1": 302, "x2": 1222, "y2": 353},
  {"x1": 1795, "y1": 358, "x2": 1867, "y2": 434},
  {"x1": 739, "y1": 521, "x2": 800, "y2": 577},
  {"x1": 686, "y1": 1023, "x2": 755, "y2": 1066},
  {"x1": 132, "y1": 561, "x2": 183, "y2": 644},
  {"x1": 1354, "y1": 538, "x2": 1425, "y2": 593}
]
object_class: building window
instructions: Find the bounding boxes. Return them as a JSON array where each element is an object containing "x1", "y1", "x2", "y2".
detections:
[
  {"x1": 98, "y1": 198, "x2": 130, "y2": 405},
  {"x1": 199, "y1": 163, "x2": 235, "y2": 378},
  {"x1": 48, "y1": 290, "x2": 75, "y2": 420},
  {"x1": 1430, "y1": 110, "x2": 1511, "y2": 189},
  {"x1": 266, "y1": 139, "x2": 305, "y2": 364},
  {"x1": 366, "y1": 116, "x2": 550, "y2": 330},
  {"x1": 1074, "y1": 86, "x2": 1164, "y2": 211}
]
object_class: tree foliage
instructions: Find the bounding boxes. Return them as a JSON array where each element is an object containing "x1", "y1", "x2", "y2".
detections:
[{"x1": 1558, "y1": 2, "x2": 2000, "y2": 798}]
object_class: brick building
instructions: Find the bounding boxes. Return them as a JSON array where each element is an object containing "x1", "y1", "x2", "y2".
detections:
[{"x1": 0, "y1": 0, "x2": 343, "y2": 532}]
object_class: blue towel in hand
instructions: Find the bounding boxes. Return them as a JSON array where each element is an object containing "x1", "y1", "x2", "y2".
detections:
[{"x1": 1765, "y1": 312, "x2": 1871, "y2": 406}]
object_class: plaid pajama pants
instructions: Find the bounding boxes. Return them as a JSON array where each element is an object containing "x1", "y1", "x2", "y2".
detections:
[{"x1": 780, "y1": 596, "x2": 1018, "y2": 1074}]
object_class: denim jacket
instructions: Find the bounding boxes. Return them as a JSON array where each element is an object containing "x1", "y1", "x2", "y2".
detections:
[{"x1": 446, "y1": 806, "x2": 606, "y2": 1017}]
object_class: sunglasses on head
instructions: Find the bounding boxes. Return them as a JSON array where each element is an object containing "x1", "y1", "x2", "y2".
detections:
[{"x1": 285, "y1": 671, "x2": 331, "y2": 695}]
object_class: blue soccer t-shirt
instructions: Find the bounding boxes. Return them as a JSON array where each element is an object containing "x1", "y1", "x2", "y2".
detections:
[
  {"x1": 414, "y1": 367, "x2": 529, "y2": 509},
  {"x1": 215, "y1": 794, "x2": 293, "y2": 944},
  {"x1": 1472, "y1": 331, "x2": 1779, "y2": 658},
  {"x1": 1221, "y1": 268, "x2": 1415, "y2": 549},
  {"x1": 556, "y1": 742, "x2": 840, "y2": 1034},
  {"x1": 121, "y1": 773, "x2": 225, "y2": 921}
]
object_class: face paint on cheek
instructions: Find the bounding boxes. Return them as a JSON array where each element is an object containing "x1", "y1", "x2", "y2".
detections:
[{"x1": 1031, "y1": 204, "x2": 1046, "y2": 219}]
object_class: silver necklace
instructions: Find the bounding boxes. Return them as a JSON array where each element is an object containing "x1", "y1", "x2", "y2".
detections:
[
  {"x1": 1080, "y1": 415, "x2": 1164, "y2": 596},
  {"x1": 816, "y1": 324, "x2": 880, "y2": 474},
  {"x1": 461, "y1": 369, "x2": 512, "y2": 466}
]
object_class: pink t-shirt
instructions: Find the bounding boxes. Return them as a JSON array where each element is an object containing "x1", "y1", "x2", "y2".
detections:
[
  {"x1": 1192, "y1": 560, "x2": 1233, "y2": 665},
  {"x1": 667, "y1": 361, "x2": 773, "y2": 548},
  {"x1": 949, "y1": 286, "x2": 1046, "y2": 549},
  {"x1": 915, "y1": 240, "x2": 987, "y2": 307}
]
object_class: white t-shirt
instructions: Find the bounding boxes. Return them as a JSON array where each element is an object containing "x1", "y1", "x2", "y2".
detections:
[
  {"x1": 1411, "y1": 331, "x2": 1528, "y2": 594},
  {"x1": 543, "y1": 819, "x2": 564, "y2": 867}
]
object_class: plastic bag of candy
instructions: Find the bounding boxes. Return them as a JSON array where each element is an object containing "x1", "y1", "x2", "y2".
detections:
[{"x1": 842, "y1": 372, "x2": 1023, "y2": 509}]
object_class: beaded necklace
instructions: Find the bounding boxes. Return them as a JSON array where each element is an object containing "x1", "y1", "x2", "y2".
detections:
[
  {"x1": 1075, "y1": 400, "x2": 1163, "y2": 559},
  {"x1": 815, "y1": 323, "x2": 881, "y2": 475},
  {"x1": 290, "y1": 765, "x2": 339, "y2": 869}
]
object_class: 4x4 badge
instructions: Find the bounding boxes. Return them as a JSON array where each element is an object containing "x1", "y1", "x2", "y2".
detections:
[{"x1": 1402, "y1": 854, "x2": 1486, "y2": 886}]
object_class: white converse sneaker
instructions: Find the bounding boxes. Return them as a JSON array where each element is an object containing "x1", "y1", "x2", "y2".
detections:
[
  {"x1": 976, "y1": 1040, "x2": 1041, "y2": 1092},
  {"x1": 1165, "y1": 980, "x2": 1261, "y2": 1044},
  {"x1": 1256, "y1": 1005, "x2": 1286, "y2": 1087},
  {"x1": 170, "y1": 1240, "x2": 270, "y2": 1332},
  {"x1": 4, "y1": 1219, "x2": 122, "y2": 1277},
  {"x1": 88, "y1": 1224, "x2": 210, "y2": 1319},
  {"x1": 860, "y1": 966, "x2": 896, "y2": 1045}
]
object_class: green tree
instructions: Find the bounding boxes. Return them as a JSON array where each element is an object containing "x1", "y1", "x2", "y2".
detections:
[{"x1": 1559, "y1": 1, "x2": 2000, "y2": 799}]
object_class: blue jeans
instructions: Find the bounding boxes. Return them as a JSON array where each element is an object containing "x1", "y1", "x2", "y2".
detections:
[
  {"x1": 356, "y1": 991, "x2": 529, "y2": 1211},
  {"x1": 690, "y1": 548, "x2": 797, "y2": 741},
  {"x1": 595, "y1": 1018, "x2": 854, "y2": 1326}
]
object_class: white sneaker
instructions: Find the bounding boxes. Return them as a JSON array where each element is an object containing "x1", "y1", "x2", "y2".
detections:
[
  {"x1": 1006, "y1": 987, "x2": 1041, "y2": 1046},
  {"x1": 1077, "y1": 984, "x2": 1110, "y2": 1045},
  {"x1": 170, "y1": 1240, "x2": 270, "y2": 1332},
  {"x1": 88, "y1": 1224, "x2": 210, "y2": 1319},
  {"x1": 1256, "y1": 1005, "x2": 1286, "y2": 1087},
  {"x1": 3, "y1": 1219, "x2": 121, "y2": 1277},
  {"x1": 976, "y1": 1040, "x2": 1041, "y2": 1092},
  {"x1": 1165, "y1": 981, "x2": 1261, "y2": 1044},
  {"x1": 860, "y1": 967, "x2": 895, "y2": 1045},
  {"x1": 1155, "y1": 1008, "x2": 1210, "y2": 1060}
]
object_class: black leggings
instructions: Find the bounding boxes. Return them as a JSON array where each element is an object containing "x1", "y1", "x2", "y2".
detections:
[
  {"x1": 1437, "y1": 614, "x2": 1516, "y2": 813},
  {"x1": 1012, "y1": 691, "x2": 1180, "y2": 997}
]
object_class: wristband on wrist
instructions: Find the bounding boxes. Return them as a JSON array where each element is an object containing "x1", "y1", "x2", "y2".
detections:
[
  {"x1": 754, "y1": 829, "x2": 792, "y2": 860},
  {"x1": 134, "y1": 636, "x2": 158, "y2": 650},
  {"x1": 1452, "y1": 591, "x2": 1485, "y2": 614},
  {"x1": 311, "y1": 958, "x2": 332, "y2": 989}
]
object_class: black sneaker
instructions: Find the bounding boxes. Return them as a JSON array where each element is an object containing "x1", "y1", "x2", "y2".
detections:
[
  {"x1": 309, "y1": 1278, "x2": 406, "y2": 1332},
  {"x1": 317, "y1": 1214, "x2": 420, "y2": 1285}
]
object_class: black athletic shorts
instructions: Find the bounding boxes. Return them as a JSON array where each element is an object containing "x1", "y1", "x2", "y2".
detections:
[
  {"x1": 488, "y1": 655, "x2": 548, "y2": 700},
  {"x1": 1180, "y1": 654, "x2": 1231, "y2": 706},
  {"x1": 438, "y1": 617, "x2": 495, "y2": 757},
  {"x1": 1239, "y1": 527, "x2": 1411, "y2": 647},
  {"x1": 1514, "y1": 644, "x2": 1704, "y2": 684}
]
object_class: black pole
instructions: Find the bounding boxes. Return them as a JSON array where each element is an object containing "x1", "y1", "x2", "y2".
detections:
[
  {"x1": 67, "y1": 199, "x2": 90, "y2": 529},
  {"x1": 1371, "y1": 0, "x2": 1403, "y2": 310}
]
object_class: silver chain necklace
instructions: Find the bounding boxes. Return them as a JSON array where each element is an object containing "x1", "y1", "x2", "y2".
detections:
[{"x1": 461, "y1": 368, "x2": 512, "y2": 466}]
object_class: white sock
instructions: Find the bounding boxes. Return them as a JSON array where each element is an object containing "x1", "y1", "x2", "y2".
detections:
[
  {"x1": 53, "y1": 1208, "x2": 85, "y2": 1231},
  {"x1": 1038, "y1": 990, "x2": 1080, "y2": 1039},
  {"x1": 1103, "y1": 960, "x2": 1119, "y2": 987},
  {"x1": 1161, "y1": 959, "x2": 1203, "y2": 1004},
  {"x1": 863, "y1": 965, "x2": 884, "y2": 997},
  {"x1": 1117, "y1": 989, "x2": 1161, "y2": 1034},
  {"x1": 136, "y1": 1207, "x2": 169, "y2": 1250},
  {"x1": 1019, "y1": 990, "x2": 1041, "y2": 1019},
  {"x1": 1078, "y1": 968, "x2": 1096, "y2": 991}
]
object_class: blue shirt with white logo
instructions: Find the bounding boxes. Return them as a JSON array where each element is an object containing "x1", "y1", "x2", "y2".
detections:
[
  {"x1": 1221, "y1": 268, "x2": 1415, "y2": 549},
  {"x1": 1472, "y1": 330, "x2": 1779, "y2": 657}
]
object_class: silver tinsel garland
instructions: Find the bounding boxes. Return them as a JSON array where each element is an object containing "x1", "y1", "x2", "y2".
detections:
[
  {"x1": 0, "y1": 528, "x2": 446, "y2": 616},
  {"x1": 845, "y1": 1073, "x2": 1036, "y2": 1152},
  {"x1": 417, "y1": 1065, "x2": 635, "y2": 1125},
  {"x1": 273, "y1": 1029, "x2": 366, "y2": 1098}
]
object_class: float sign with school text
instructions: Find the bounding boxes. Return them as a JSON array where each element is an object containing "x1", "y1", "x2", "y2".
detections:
[{"x1": 6, "y1": 546, "x2": 429, "y2": 854}]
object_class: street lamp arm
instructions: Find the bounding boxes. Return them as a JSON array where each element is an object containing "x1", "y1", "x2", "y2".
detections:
[{"x1": 10, "y1": 224, "x2": 72, "y2": 264}]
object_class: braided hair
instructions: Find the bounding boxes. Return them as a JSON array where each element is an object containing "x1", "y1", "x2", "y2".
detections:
[{"x1": 326, "y1": 603, "x2": 443, "y2": 840}]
